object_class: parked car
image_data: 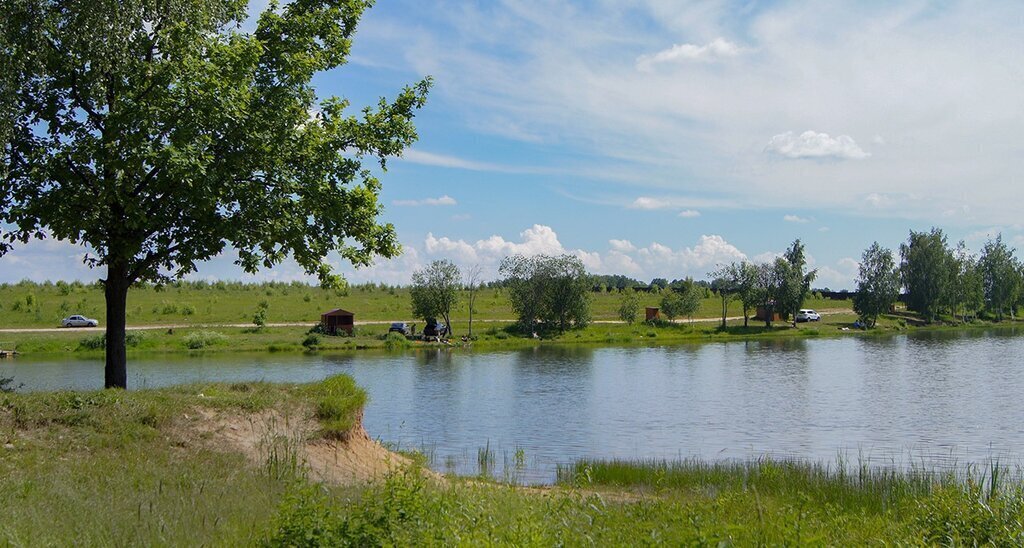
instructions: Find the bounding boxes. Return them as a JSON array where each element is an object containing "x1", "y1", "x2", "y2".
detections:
[
  {"x1": 795, "y1": 309, "x2": 821, "y2": 322},
  {"x1": 388, "y1": 322, "x2": 411, "y2": 336},
  {"x1": 61, "y1": 315, "x2": 99, "y2": 328},
  {"x1": 423, "y1": 319, "x2": 448, "y2": 338}
]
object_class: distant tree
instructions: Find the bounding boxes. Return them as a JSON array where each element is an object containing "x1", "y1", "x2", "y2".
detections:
[
  {"x1": 617, "y1": 290, "x2": 640, "y2": 324},
  {"x1": 978, "y1": 234, "x2": 1022, "y2": 321},
  {"x1": 659, "y1": 291, "x2": 684, "y2": 321},
  {"x1": 410, "y1": 260, "x2": 461, "y2": 335},
  {"x1": 946, "y1": 241, "x2": 984, "y2": 322},
  {"x1": 676, "y1": 278, "x2": 703, "y2": 322},
  {"x1": 777, "y1": 240, "x2": 817, "y2": 326},
  {"x1": 463, "y1": 264, "x2": 483, "y2": 338},
  {"x1": 0, "y1": 1, "x2": 429, "y2": 388},
  {"x1": 900, "y1": 228, "x2": 952, "y2": 323},
  {"x1": 650, "y1": 278, "x2": 669, "y2": 290},
  {"x1": 853, "y1": 242, "x2": 900, "y2": 328},
  {"x1": 709, "y1": 275, "x2": 736, "y2": 328},
  {"x1": 499, "y1": 254, "x2": 591, "y2": 332},
  {"x1": 754, "y1": 259, "x2": 789, "y2": 328},
  {"x1": 712, "y1": 261, "x2": 760, "y2": 327}
]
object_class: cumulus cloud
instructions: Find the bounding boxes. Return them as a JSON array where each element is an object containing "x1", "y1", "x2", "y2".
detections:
[
  {"x1": 392, "y1": 195, "x2": 458, "y2": 207},
  {"x1": 765, "y1": 131, "x2": 870, "y2": 160},
  {"x1": 678, "y1": 209, "x2": 701, "y2": 218},
  {"x1": 421, "y1": 225, "x2": 750, "y2": 281},
  {"x1": 636, "y1": 38, "x2": 745, "y2": 71},
  {"x1": 609, "y1": 239, "x2": 637, "y2": 253},
  {"x1": 783, "y1": 214, "x2": 810, "y2": 223}
]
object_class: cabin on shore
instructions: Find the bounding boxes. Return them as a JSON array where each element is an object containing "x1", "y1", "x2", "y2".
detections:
[{"x1": 320, "y1": 308, "x2": 355, "y2": 335}]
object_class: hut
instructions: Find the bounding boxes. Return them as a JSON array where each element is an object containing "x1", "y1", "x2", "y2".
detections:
[{"x1": 320, "y1": 308, "x2": 355, "y2": 335}]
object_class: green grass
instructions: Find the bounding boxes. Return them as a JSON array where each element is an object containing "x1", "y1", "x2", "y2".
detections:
[
  {"x1": 4, "y1": 377, "x2": 1024, "y2": 545},
  {"x1": 0, "y1": 279, "x2": 850, "y2": 327},
  {"x1": 262, "y1": 459, "x2": 1024, "y2": 546},
  {"x1": 0, "y1": 376, "x2": 367, "y2": 545}
]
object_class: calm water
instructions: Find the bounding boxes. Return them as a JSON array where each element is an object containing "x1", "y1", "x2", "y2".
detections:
[{"x1": 3, "y1": 329, "x2": 1024, "y2": 483}]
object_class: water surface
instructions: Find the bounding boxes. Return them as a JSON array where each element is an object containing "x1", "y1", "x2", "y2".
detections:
[{"x1": 3, "y1": 329, "x2": 1023, "y2": 482}]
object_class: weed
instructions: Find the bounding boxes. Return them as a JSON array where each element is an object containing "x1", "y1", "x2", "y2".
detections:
[{"x1": 184, "y1": 330, "x2": 228, "y2": 350}]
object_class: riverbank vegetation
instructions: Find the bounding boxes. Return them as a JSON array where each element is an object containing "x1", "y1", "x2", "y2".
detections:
[{"x1": 3, "y1": 378, "x2": 1024, "y2": 545}]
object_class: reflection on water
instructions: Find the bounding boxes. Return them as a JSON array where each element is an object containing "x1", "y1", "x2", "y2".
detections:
[{"x1": 4, "y1": 328, "x2": 1024, "y2": 483}]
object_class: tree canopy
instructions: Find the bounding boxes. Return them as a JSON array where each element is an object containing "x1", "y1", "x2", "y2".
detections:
[
  {"x1": 1, "y1": 0, "x2": 430, "y2": 387},
  {"x1": 410, "y1": 259, "x2": 461, "y2": 334},
  {"x1": 853, "y1": 242, "x2": 899, "y2": 328},
  {"x1": 499, "y1": 254, "x2": 591, "y2": 332},
  {"x1": 900, "y1": 228, "x2": 952, "y2": 323}
]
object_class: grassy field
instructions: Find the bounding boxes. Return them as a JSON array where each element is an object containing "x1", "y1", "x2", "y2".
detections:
[
  {"x1": 3, "y1": 377, "x2": 1023, "y2": 545},
  {"x1": 0, "y1": 279, "x2": 851, "y2": 328}
]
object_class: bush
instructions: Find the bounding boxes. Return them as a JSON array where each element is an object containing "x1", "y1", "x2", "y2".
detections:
[
  {"x1": 181, "y1": 304, "x2": 196, "y2": 316},
  {"x1": 184, "y1": 330, "x2": 228, "y2": 349},
  {"x1": 302, "y1": 333, "x2": 321, "y2": 350},
  {"x1": 383, "y1": 332, "x2": 410, "y2": 350},
  {"x1": 78, "y1": 331, "x2": 145, "y2": 351}
]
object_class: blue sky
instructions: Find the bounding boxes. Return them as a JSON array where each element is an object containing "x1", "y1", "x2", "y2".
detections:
[{"x1": 4, "y1": 0, "x2": 1024, "y2": 289}]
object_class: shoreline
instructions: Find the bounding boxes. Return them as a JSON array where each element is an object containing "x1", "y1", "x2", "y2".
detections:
[{"x1": 2, "y1": 312, "x2": 1021, "y2": 360}]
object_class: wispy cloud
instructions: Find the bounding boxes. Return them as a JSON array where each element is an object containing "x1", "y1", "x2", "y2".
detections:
[
  {"x1": 783, "y1": 214, "x2": 810, "y2": 223},
  {"x1": 399, "y1": 150, "x2": 519, "y2": 172},
  {"x1": 393, "y1": 195, "x2": 458, "y2": 207},
  {"x1": 636, "y1": 38, "x2": 746, "y2": 71},
  {"x1": 765, "y1": 131, "x2": 869, "y2": 160},
  {"x1": 678, "y1": 209, "x2": 701, "y2": 218}
]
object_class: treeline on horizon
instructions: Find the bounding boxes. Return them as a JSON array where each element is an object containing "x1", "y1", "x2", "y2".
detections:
[{"x1": 2, "y1": 227, "x2": 1021, "y2": 327}]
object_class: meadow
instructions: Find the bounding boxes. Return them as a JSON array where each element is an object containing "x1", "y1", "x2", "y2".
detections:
[
  {"x1": 0, "y1": 279, "x2": 849, "y2": 328},
  {"x1": 2, "y1": 375, "x2": 1023, "y2": 545}
]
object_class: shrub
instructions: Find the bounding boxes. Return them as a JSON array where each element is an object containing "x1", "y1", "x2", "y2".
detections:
[
  {"x1": 161, "y1": 302, "x2": 178, "y2": 315},
  {"x1": 184, "y1": 330, "x2": 228, "y2": 349},
  {"x1": 383, "y1": 332, "x2": 410, "y2": 350},
  {"x1": 78, "y1": 331, "x2": 145, "y2": 351},
  {"x1": 181, "y1": 304, "x2": 196, "y2": 316},
  {"x1": 302, "y1": 333, "x2": 321, "y2": 350}
]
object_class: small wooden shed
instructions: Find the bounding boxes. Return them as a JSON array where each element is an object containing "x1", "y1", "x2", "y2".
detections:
[{"x1": 320, "y1": 308, "x2": 355, "y2": 335}]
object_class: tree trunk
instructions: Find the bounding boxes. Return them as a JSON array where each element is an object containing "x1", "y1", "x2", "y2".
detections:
[
  {"x1": 743, "y1": 304, "x2": 749, "y2": 327},
  {"x1": 720, "y1": 296, "x2": 727, "y2": 329},
  {"x1": 104, "y1": 262, "x2": 130, "y2": 389}
]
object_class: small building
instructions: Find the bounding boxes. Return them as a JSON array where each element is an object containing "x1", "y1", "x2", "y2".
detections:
[
  {"x1": 754, "y1": 306, "x2": 781, "y2": 323},
  {"x1": 320, "y1": 308, "x2": 355, "y2": 335},
  {"x1": 645, "y1": 307, "x2": 660, "y2": 322}
]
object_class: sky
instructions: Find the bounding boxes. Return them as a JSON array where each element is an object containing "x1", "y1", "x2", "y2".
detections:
[{"x1": 3, "y1": 0, "x2": 1024, "y2": 289}]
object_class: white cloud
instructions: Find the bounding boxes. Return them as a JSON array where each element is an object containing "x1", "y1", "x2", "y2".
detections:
[
  {"x1": 355, "y1": 1, "x2": 1024, "y2": 224},
  {"x1": 609, "y1": 239, "x2": 637, "y2": 253},
  {"x1": 399, "y1": 149, "x2": 517, "y2": 172},
  {"x1": 636, "y1": 38, "x2": 745, "y2": 71},
  {"x1": 765, "y1": 131, "x2": 870, "y2": 160},
  {"x1": 783, "y1": 214, "x2": 810, "y2": 223},
  {"x1": 631, "y1": 197, "x2": 670, "y2": 210},
  {"x1": 393, "y1": 195, "x2": 458, "y2": 207},
  {"x1": 678, "y1": 209, "x2": 701, "y2": 218},
  {"x1": 421, "y1": 226, "x2": 749, "y2": 281}
]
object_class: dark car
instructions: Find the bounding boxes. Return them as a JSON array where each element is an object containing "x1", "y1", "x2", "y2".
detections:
[
  {"x1": 388, "y1": 322, "x2": 411, "y2": 336},
  {"x1": 423, "y1": 319, "x2": 448, "y2": 338}
]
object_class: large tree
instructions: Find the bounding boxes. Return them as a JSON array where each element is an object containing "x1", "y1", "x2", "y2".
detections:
[
  {"x1": 410, "y1": 259, "x2": 461, "y2": 336},
  {"x1": 852, "y1": 242, "x2": 900, "y2": 328},
  {"x1": 499, "y1": 254, "x2": 591, "y2": 333},
  {"x1": 978, "y1": 234, "x2": 1022, "y2": 321},
  {"x1": 777, "y1": 239, "x2": 817, "y2": 326},
  {"x1": 1, "y1": 0, "x2": 430, "y2": 387},
  {"x1": 900, "y1": 228, "x2": 952, "y2": 323}
]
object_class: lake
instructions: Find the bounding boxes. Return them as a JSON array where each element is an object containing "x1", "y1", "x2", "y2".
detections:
[{"x1": 3, "y1": 328, "x2": 1024, "y2": 483}]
